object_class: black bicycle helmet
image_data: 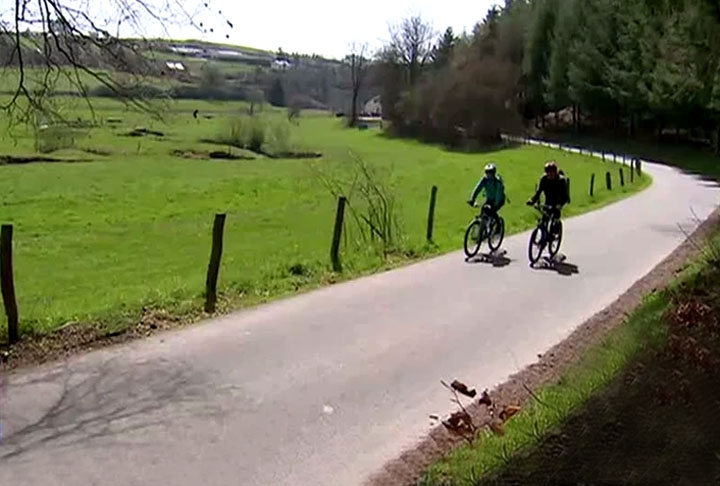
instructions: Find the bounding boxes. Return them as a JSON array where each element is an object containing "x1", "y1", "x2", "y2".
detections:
[
  {"x1": 485, "y1": 163, "x2": 497, "y2": 175},
  {"x1": 544, "y1": 161, "x2": 558, "y2": 173}
]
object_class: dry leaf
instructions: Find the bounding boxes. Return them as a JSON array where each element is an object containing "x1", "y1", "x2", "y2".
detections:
[
  {"x1": 499, "y1": 404, "x2": 522, "y2": 423},
  {"x1": 442, "y1": 410, "x2": 474, "y2": 434},
  {"x1": 478, "y1": 389, "x2": 492, "y2": 406},
  {"x1": 451, "y1": 380, "x2": 477, "y2": 398}
]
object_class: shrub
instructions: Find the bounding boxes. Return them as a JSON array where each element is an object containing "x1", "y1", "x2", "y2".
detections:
[
  {"x1": 35, "y1": 125, "x2": 76, "y2": 153},
  {"x1": 268, "y1": 119, "x2": 292, "y2": 154},
  {"x1": 214, "y1": 116, "x2": 268, "y2": 153}
]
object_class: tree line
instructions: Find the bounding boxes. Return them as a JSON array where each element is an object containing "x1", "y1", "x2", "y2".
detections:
[{"x1": 375, "y1": 0, "x2": 720, "y2": 152}]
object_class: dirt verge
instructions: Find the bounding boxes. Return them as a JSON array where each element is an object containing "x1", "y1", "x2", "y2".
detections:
[
  {"x1": 365, "y1": 206, "x2": 720, "y2": 486},
  {"x1": 170, "y1": 149, "x2": 256, "y2": 160},
  {"x1": 0, "y1": 307, "x2": 204, "y2": 371},
  {"x1": 0, "y1": 155, "x2": 87, "y2": 165},
  {"x1": 123, "y1": 127, "x2": 165, "y2": 137}
]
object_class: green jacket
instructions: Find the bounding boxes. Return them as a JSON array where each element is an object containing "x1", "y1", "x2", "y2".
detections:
[{"x1": 469, "y1": 175, "x2": 506, "y2": 207}]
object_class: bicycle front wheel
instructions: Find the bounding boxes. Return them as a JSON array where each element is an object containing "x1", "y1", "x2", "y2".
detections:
[
  {"x1": 528, "y1": 226, "x2": 545, "y2": 266},
  {"x1": 548, "y1": 220, "x2": 563, "y2": 258},
  {"x1": 463, "y1": 220, "x2": 484, "y2": 259}
]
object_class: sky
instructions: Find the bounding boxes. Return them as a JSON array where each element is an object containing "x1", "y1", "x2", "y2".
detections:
[{"x1": 130, "y1": 0, "x2": 502, "y2": 60}]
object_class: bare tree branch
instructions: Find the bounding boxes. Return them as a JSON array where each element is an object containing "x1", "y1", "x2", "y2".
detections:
[
  {"x1": 387, "y1": 15, "x2": 435, "y2": 86},
  {"x1": 0, "y1": 0, "x2": 232, "y2": 126},
  {"x1": 345, "y1": 41, "x2": 368, "y2": 127}
]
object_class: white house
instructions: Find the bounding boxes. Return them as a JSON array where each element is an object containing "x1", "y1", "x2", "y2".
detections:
[
  {"x1": 271, "y1": 59, "x2": 292, "y2": 70},
  {"x1": 165, "y1": 61, "x2": 186, "y2": 71},
  {"x1": 363, "y1": 95, "x2": 382, "y2": 116}
]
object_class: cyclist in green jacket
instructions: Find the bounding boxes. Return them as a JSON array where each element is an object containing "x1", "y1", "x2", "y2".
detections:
[{"x1": 467, "y1": 163, "x2": 506, "y2": 217}]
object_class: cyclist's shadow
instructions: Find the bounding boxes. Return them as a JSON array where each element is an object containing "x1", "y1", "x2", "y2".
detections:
[
  {"x1": 533, "y1": 255, "x2": 579, "y2": 276},
  {"x1": 465, "y1": 249, "x2": 512, "y2": 268}
]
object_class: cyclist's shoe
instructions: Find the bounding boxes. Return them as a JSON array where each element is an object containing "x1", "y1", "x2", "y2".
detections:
[
  {"x1": 526, "y1": 200, "x2": 534, "y2": 206},
  {"x1": 467, "y1": 200, "x2": 474, "y2": 207}
]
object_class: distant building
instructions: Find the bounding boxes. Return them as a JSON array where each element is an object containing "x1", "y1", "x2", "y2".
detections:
[
  {"x1": 363, "y1": 95, "x2": 382, "y2": 117},
  {"x1": 165, "y1": 61, "x2": 186, "y2": 71},
  {"x1": 271, "y1": 59, "x2": 292, "y2": 70}
]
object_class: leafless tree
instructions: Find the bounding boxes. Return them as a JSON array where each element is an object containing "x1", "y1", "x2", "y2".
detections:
[
  {"x1": 387, "y1": 15, "x2": 435, "y2": 86},
  {"x1": 0, "y1": 0, "x2": 232, "y2": 124},
  {"x1": 246, "y1": 87, "x2": 265, "y2": 116},
  {"x1": 287, "y1": 95, "x2": 301, "y2": 124},
  {"x1": 345, "y1": 41, "x2": 368, "y2": 127}
]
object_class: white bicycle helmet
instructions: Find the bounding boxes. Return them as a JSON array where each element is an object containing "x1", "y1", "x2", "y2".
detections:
[{"x1": 484, "y1": 163, "x2": 496, "y2": 174}]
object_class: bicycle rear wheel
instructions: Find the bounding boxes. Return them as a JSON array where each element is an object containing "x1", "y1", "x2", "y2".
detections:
[
  {"x1": 548, "y1": 219, "x2": 563, "y2": 258},
  {"x1": 488, "y1": 216, "x2": 505, "y2": 252},
  {"x1": 528, "y1": 226, "x2": 545, "y2": 266},
  {"x1": 463, "y1": 220, "x2": 485, "y2": 259}
]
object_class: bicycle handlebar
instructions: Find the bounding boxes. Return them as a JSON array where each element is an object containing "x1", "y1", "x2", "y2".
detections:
[{"x1": 530, "y1": 203, "x2": 562, "y2": 215}]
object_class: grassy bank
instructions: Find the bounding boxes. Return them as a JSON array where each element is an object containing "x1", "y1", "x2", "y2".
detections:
[
  {"x1": 477, "y1": 234, "x2": 720, "y2": 485},
  {"x1": 0, "y1": 99, "x2": 649, "y2": 339}
]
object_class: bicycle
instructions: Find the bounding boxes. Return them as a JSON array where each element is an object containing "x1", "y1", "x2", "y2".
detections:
[
  {"x1": 527, "y1": 203, "x2": 563, "y2": 266},
  {"x1": 463, "y1": 203, "x2": 505, "y2": 259}
]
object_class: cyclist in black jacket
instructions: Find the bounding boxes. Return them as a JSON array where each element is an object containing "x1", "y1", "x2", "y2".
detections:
[{"x1": 526, "y1": 161, "x2": 569, "y2": 228}]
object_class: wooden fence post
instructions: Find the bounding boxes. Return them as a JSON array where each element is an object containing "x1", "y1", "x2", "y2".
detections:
[
  {"x1": 635, "y1": 158, "x2": 642, "y2": 176},
  {"x1": 330, "y1": 196, "x2": 347, "y2": 273},
  {"x1": 426, "y1": 185, "x2": 438, "y2": 243},
  {"x1": 606, "y1": 171, "x2": 612, "y2": 190},
  {"x1": 602, "y1": 152, "x2": 606, "y2": 162},
  {"x1": 1, "y1": 224, "x2": 19, "y2": 344},
  {"x1": 630, "y1": 163, "x2": 635, "y2": 183},
  {"x1": 590, "y1": 173, "x2": 595, "y2": 197},
  {"x1": 619, "y1": 168, "x2": 625, "y2": 187},
  {"x1": 204, "y1": 214, "x2": 226, "y2": 314}
]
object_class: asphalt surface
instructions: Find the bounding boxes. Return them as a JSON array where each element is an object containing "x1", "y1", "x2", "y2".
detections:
[{"x1": 1, "y1": 154, "x2": 719, "y2": 486}]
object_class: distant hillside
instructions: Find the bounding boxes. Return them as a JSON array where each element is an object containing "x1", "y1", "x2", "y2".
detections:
[{"x1": 0, "y1": 33, "x2": 373, "y2": 112}]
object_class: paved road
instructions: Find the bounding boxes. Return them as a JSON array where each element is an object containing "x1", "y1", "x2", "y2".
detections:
[{"x1": 1, "y1": 157, "x2": 719, "y2": 486}]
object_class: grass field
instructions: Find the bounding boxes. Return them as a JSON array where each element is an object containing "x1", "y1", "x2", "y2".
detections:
[
  {"x1": 0, "y1": 68, "x2": 181, "y2": 94},
  {"x1": 0, "y1": 97, "x2": 650, "y2": 338}
]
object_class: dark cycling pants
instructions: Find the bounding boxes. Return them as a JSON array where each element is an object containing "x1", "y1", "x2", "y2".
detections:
[
  {"x1": 545, "y1": 205, "x2": 563, "y2": 232},
  {"x1": 483, "y1": 200, "x2": 505, "y2": 216},
  {"x1": 547, "y1": 206, "x2": 561, "y2": 220}
]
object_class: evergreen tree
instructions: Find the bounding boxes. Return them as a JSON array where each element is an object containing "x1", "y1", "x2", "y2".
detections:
[
  {"x1": 524, "y1": 0, "x2": 559, "y2": 118},
  {"x1": 432, "y1": 27, "x2": 457, "y2": 69}
]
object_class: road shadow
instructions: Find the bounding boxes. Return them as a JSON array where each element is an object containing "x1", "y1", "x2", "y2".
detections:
[
  {"x1": 465, "y1": 250, "x2": 512, "y2": 268},
  {"x1": 0, "y1": 356, "x2": 239, "y2": 462},
  {"x1": 532, "y1": 256, "x2": 579, "y2": 276}
]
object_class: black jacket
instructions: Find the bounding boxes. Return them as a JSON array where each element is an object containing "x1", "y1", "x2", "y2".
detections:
[{"x1": 530, "y1": 174, "x2": 569, "y2": 207}]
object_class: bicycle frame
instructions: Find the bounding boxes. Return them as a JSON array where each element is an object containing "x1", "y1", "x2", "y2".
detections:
[
  {"x1": 533, "y1": 204, "x2": 560, "y2": 236},
  {"x1": 476, "y1": 205, "x2": 498, "y2": 232}
]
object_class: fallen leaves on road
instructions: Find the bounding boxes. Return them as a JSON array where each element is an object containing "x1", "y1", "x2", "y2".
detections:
[
  {"x1": 478, "y1": 389, "x2": 492, "y2": 407},
  {"x1": 437, "y1": 379, "x2": 523, "y2": 442},
  {"x1": 443, "y1": 410, "x2": 475, "y2": 435}
]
